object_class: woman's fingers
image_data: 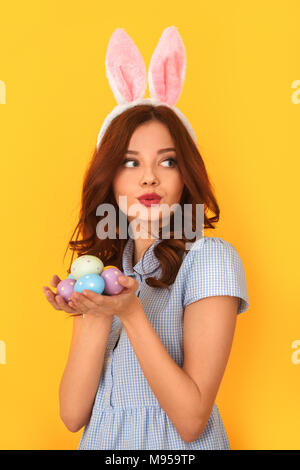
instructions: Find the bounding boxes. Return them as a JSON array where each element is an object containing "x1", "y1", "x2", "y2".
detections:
[
  {"x1": 43, "y1": 276, "x2": 103, "y2": 316},
  {"x1": 55, "y1": 294, "x2": 77, "y2": 314},
  {"x1": 43, "y1": 286, "x2": 62, "y2": 310},
  {"x1": 43, "y1": 279, "x2": 77, "y2": 314},
  {"x1": 43, "y1": 286, "x2": 78, "y2": 314},
  {"x1": 43, "y1": 275, "x2": 75, "y2": 312},
  {"x1": 51, "y1": 275, "x2": 61, "y2": 288},
  {"x1": 70, "y1": 292, "x2": 97, "y2": 313}
]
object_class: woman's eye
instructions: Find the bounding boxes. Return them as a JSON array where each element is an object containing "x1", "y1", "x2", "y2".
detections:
[
  {"x1": 122, "y1": 158, "x2": 177, "y2": 168},
  {"x1": 122, "y1": 158, "x2": 137, "y2": 167},
  {"x1": 161, "y1": 158, "x2": 177, "y2": 168}
]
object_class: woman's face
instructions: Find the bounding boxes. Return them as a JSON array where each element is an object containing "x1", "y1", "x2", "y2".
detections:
[{"x1": 112, "y1": 120, "x2": 185, "y2": 238}]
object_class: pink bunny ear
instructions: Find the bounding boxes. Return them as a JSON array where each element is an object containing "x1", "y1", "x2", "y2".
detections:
[
  {"x1": 105, "y1": 28, "x2": 147, "y2": 104},
  {"x1": 148, "y1": 26, "x2": 186, "y2": 106}
]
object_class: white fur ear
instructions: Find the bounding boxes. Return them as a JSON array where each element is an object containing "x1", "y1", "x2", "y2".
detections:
[
  {"x1": 148, "y1": 26, "x2": 187, "y2": 106},
  {"x1": 105, "y1": 28, "x2": 147, "y2": 104}
]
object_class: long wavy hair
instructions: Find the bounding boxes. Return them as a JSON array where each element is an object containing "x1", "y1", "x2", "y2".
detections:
[{"x1": 63, "y1": 104, "x2": 220, "y2": 289}]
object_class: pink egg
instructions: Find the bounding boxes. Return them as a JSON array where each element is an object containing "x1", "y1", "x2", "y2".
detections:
[
  {"x1": 57, "y1": 278, "x2": 76, "y2": 302},
  {"x1": 101, "y1": 267, "x2": 124, "y2": 295}
]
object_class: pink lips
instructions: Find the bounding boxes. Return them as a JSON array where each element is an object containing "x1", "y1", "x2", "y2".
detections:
[
  {"x1": 139, "y1": 199, "x2": 161, "y2": 207},
  {"x1": 138, "y1": 194, "x2": 162, "y2": 207}
]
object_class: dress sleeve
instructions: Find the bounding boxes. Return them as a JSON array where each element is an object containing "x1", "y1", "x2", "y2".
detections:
[{"x1": 182, "y1": 237, "x2": 250, "y2": 315}]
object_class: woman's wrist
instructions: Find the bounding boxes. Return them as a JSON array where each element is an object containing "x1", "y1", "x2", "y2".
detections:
[{"x1": 79, "y1": 312, "x2": 114, "y2": 331}]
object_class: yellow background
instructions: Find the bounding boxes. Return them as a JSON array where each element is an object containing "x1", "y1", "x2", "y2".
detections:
[{"x1": 0, "y1": 0, "x2": 299, "y2": 450}]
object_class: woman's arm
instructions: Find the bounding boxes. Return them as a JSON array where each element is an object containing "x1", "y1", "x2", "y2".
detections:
[
  {"x1": 59, "y1": 314, "x2": 113, "y2": 432},
  {"x1": 122, "y1": 296, "x2": 238, "y2": 443},
  {"x1": 182, "y1": 295, "x2": 238, "y2": 438}
]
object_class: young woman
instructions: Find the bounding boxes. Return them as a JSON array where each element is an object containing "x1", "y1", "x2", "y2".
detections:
[{"x1": 42, "y1": 104, "x2": 249, "y2": 450}]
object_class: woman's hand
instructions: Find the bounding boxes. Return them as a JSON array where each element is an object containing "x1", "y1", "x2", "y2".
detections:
[
  {"x1": 42, "y1": 275, "x2": 78, "y2": 314},
  {"x1": 68, "y1": 275, "x2": 143, "y2": 322}
]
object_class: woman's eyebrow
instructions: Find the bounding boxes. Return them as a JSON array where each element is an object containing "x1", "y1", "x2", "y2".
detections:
[{"x1": 125, "y1": 147, "x2": 176, "y2": 155}]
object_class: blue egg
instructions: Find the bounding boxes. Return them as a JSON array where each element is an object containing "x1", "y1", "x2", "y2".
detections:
[
  {"x1": 74, "y1": 273, "x2": 105, "y2": 294},
  {"x1": 67, "y1": 273, "x2": 75, "y2": 279}
]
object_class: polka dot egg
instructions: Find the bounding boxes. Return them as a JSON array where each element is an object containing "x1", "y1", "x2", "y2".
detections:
[
  {"x1": 57, "y1": 278, "x2": 76, "y2": 302},
  {"x1": 101, "y1": 267, "x2": 124, "y2": 296},
  {"x1": 74, "y1": 273, "x2": 105, "y2": 294},
  {"x1": 102, "y1": 265, "x2": 118, "y2": 271},
  {"x1": 71, "y1": 255, "x2": 104, "y2": 280}
]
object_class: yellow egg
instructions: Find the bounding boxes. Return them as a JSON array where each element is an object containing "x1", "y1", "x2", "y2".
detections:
[{"x1": 103, "y1": 265, "x2": 118, "y2": 271}]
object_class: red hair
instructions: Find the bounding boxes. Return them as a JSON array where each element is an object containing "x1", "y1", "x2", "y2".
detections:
[{"x1": 64, "y1": 104, "x2": 220, "y2": 289}]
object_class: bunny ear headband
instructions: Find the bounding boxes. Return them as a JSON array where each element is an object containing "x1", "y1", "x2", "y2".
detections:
[{"x1": 96, "y1": 26, "x2": 198, "y2": 150}]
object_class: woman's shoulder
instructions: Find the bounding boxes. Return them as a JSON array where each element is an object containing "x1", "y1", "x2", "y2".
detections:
[
  {"x1": 182, "y1": 236, "x2": 239, "y2": 263},
  {"x1": 179, "y1": 235, "x2": 247, "y2": 278},
  {"x1": 180, "y1": 236, "x2": 250, "y2": 314}
]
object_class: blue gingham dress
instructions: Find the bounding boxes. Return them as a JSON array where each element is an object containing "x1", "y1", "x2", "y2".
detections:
[{"x1": 78, "y1": 236, "x2": 249, "y2": 450}]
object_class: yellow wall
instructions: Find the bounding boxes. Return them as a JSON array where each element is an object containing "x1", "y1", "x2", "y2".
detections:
[{"x1": 0, "y1": 0, "x2": 299, "y2": 450}]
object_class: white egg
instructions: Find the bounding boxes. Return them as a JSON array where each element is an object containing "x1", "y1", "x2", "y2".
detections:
[{"x1": 71, "y1": 255, "x2": 104, "y2": 280}]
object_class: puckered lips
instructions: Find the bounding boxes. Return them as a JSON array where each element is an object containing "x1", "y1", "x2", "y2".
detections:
[{"x1": 138, "y1": 193, "x2": 162, "y2": 207}]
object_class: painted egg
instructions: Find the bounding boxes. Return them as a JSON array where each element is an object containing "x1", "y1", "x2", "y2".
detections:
[
  {"x1": 56, "y1": 278, "x2": 76, "y2": 302},
  {"x1": 102, "y1": 265, "x2": 118, "y2": 271},
  {"x1": 74, "y1": 273, "x2": 105, "y2": 294},
  {"x1": 67, "y1": 273, "x2": 75, "y2": 279},
  {"x1": 101, "y1": 267, "x2": 124, "y2": 296},
  {"x1": 71, "y1": 255, "x2": 104, "y2": 280}
]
